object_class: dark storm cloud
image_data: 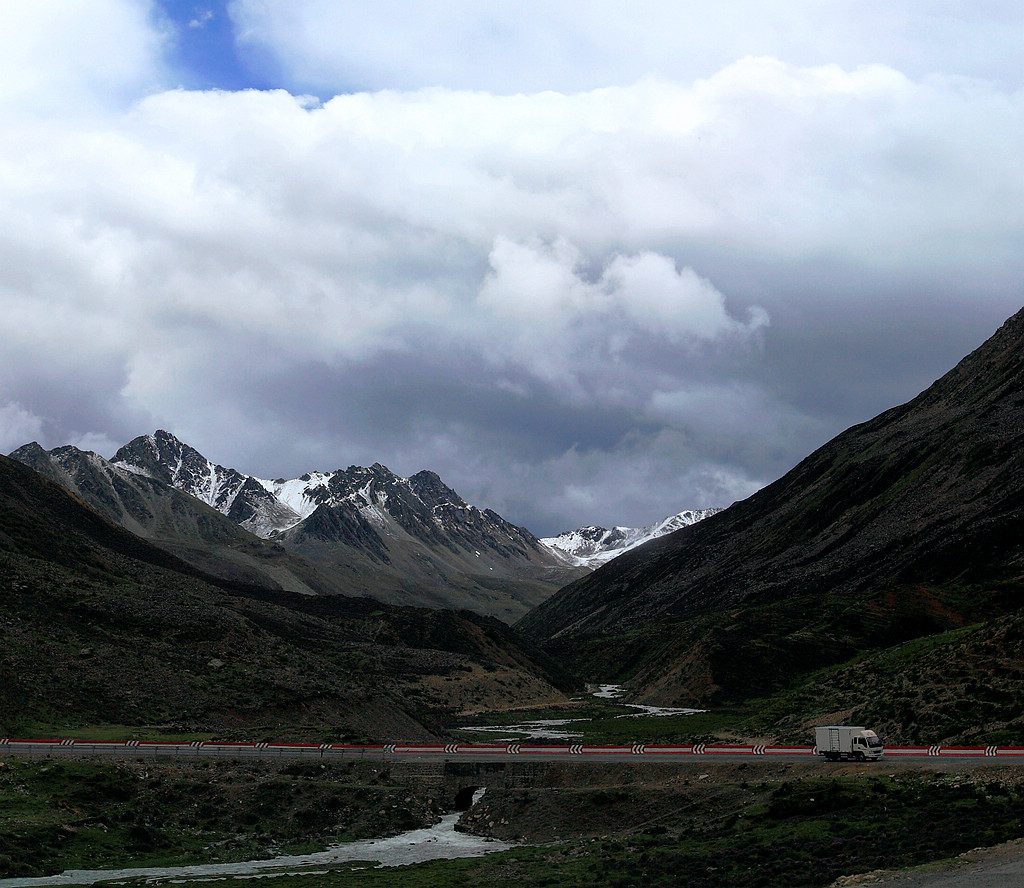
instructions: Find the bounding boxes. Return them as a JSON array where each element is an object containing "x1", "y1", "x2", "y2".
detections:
[{"x1": 252, "y1": 354, "x2": 662, "y2": 464}]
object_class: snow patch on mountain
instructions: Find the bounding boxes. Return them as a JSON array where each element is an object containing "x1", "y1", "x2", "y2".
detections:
[
  {"x1": 542, "y1": 509, "x2": 722, "y2": 568},
  {"x1": 257, "y1": 473, "x2": 333, "y2": 522}
]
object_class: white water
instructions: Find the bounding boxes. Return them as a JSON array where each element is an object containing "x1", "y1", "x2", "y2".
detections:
[
  {"x1": 0, "y1": 791, "x2": 511, "y2": 887},
  {"x1": 466, "y1": 718, "x2": 584, "y2": 741},
  {"x1": 593, "y1": 684, "x2": 704, "y2": 717}
]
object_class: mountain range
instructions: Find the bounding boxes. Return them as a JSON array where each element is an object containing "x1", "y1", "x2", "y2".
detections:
[
  {"x1": 8, "y1": 306, "x2": 1024, "y2": 746},
  {"x1": 10, "y1": 432, "x2": 589, "y2": 621},
  {"x1": 520, "y1": 306, "x2": 1024, "y2": 741}
]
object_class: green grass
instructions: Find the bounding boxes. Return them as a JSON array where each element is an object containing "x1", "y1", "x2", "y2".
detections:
[
  {"x1": 64, "y1": 772, "x2": 1024, "y2": 888},
  {"x1": 0, "y1": 758, "x2": 444, "y2": 879}
]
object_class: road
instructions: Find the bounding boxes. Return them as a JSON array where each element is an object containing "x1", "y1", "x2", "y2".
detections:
[
  {"x1": 3, "y1": 739, "x2": 1024, "y2": 766},
  {"x1": 5, "y1": 739, "x2": 1024, "y2": 887}
]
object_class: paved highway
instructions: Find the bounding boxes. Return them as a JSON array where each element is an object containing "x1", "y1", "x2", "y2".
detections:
[{"x1": 3, "y1": 739, "x2": 1024, "y2": 766}]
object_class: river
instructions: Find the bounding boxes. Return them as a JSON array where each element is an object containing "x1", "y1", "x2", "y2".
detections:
[{"x1": 0, "y1": 790, "x2": 511, "y2": 887}]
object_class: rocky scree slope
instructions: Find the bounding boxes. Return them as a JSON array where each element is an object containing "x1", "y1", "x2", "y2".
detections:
[
  {"x1": 520, "y1": 306, "x2": 1024, "y2": 707},
  {"x1": 0, "y1": 453, "x2": 572, "y2": 738}
]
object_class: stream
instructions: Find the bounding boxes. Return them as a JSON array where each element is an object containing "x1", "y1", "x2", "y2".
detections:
[
  {"x1": 0, "y1": 790, "x2": 511, "y2": 887},
  {"x1": 465, "y1": 684, "x2": 704, "y2": 740}
]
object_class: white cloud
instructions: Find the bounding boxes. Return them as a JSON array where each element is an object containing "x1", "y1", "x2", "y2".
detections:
[
  {"x1": 230, "y1": 1, "x2": 1024, "y2": 94},
  {"x1": 3, "y1": 2, "x2": 1024, "y2": 532},
  {"x1": 189, "y1": 9, "x2": 215, "y2": 29},
  {"x1": 0, "y1": 0, "x2": 165, "y2": 114},
  {"x1": 475, "y1": 236, "x2": 765, "y2": 344},
  {"x1": 602, "y1": 252, "x2": 768, "y2": 340}
]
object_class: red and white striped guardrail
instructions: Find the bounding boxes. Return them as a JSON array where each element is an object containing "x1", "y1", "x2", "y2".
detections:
[
  {"x1": 882, "y1": 746, "x2": 932, "y2": 757},
  {"x1": 2, "y1": 740, "x2": 1024, "y2": 758}
]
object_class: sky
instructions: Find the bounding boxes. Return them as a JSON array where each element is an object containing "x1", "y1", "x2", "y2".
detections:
[{"x1": 2, "y1": 1, "x2": 1023, "y2": 537}]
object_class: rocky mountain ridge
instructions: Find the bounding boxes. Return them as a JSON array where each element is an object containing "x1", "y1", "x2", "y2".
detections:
[
  {"x1": 542, "y1": 509, "x2": 722, "y2": 568},
  {"x1": 12, "y1": 431, "x2": 585, "y2": 620},
  {"x1": 112, "y1": 432, "x2": 558, "y2": 560},
  {"x1": 8, "y1": 440, "x2": 337, "y2": 596},
  {"x1": 112, "y1": 431, "x2": 299, "y2": 537}
]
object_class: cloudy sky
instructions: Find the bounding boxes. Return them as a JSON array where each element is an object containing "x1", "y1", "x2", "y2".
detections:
[{"x1": 2, "y1": 1, "x2": 1023, "y2": 536}]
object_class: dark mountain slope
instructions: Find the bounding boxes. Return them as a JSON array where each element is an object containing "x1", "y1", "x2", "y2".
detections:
[
  {"x1": 0, "y1": 454, "x2": 571, "y2": 738},
  {"x1": 0, "y1": 448, "x2": 200, "y2": 576},
  {"x1": 8, "y1": 443, "x2": 334, "y2": 595},
  {"x1": 10, "y1": 442, "x2": 259, "y2": 548},
  {"x1": 520, "y1": 307, "x2": 1024, "y2": 704},
  {"x1": 276, "y1": 462, "x2": 583, "y2": 620}
]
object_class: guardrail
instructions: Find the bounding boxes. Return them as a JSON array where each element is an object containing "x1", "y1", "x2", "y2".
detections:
[{"x1": 2, "y1": 739, "x2": 1023, "y2": 759}]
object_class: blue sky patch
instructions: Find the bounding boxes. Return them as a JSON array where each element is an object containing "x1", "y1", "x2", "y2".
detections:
[{"x1": 155, "y1": 1, "x2": 272, "y2": 91}]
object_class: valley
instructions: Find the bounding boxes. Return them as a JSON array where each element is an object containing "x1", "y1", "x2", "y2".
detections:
[
  {"x1": 520, "y1": 307, "x2": 1024, "y2": 729},
  {"x1": 4, "y1": 307, "x2": 1024, "y2": 885},
  {"x1": 4, "y1": 754, "x2": 1024, "y2": 887}
]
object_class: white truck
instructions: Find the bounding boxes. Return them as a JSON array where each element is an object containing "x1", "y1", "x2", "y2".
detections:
[{"x1": 815, "y1": 725, "x2": 884, "y2": 761}]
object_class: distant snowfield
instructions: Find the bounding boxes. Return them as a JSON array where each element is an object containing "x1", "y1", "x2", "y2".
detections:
[
  {"x1": 0, "y1": 792, "x2": 510, "y2": 887},
  {"x1": 542, "y1": 509, "x2": 721, "y2": 569}
]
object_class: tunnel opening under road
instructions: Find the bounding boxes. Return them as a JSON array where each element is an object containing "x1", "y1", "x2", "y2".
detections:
[{"x1": 454, "y1": 785, "x2": 481, "y2": 811}]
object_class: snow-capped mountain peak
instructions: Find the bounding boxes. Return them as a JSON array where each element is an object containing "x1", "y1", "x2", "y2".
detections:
[
  {"x1": 109, "y1": 433, "x2": 552, "y2": 567},
  {"x1": 542, "y1": 509, "x2": 721, "y2": 568},
  {"x1": 9, "y1": 431, "x2": 588, "y2": 621},
  {"x1": 113, "y1": 431, "x2": 302, "y2": 537}
]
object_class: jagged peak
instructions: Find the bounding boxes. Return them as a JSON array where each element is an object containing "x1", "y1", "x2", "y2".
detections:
[
  {"x1": 29, "y1": 430, "x2": 534, "y2": 548},
  {"x1": 8, "y1": 441, "x2": 48, "y2": 459},
  {"x1": 543, "y1": 509, "x2": 721, "y2": 568}
]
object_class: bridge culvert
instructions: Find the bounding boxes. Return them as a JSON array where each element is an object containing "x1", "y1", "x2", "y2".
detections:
[{"x1": 453, "y1": 785, "x2": 481, "y2": 811}]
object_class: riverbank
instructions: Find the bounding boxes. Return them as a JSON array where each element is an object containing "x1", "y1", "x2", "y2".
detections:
[
  {"x1": 0, "y1": 790, "x2": 510, "y2": 887},
  {"x1": 4, "y1": 757, "x2": 1024, "y2": 886}
]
